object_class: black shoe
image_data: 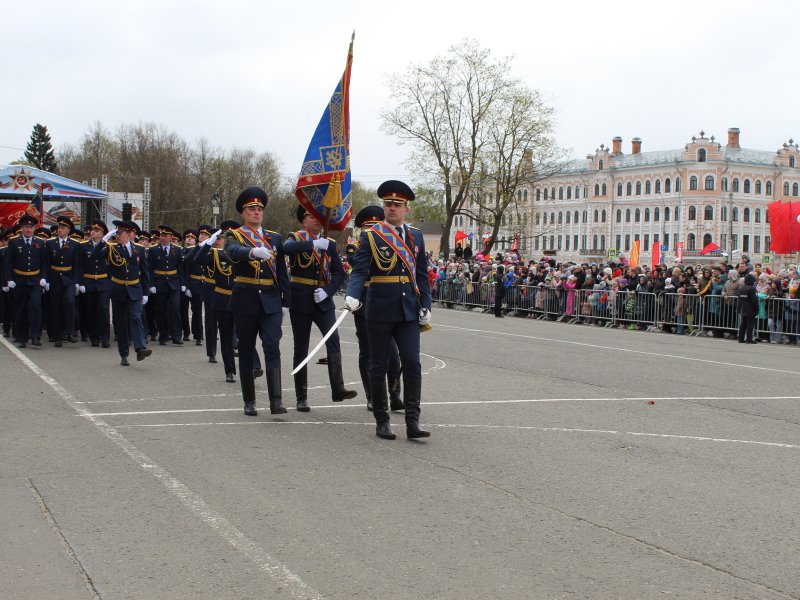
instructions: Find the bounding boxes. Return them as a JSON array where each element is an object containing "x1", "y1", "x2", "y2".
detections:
[
  {"x1": 81, "y1": 336, "x2": 88, "y2": 342},
  {"x1": 406, "y1": 421, "x2": 431, "y2": 439},
  {"x1": 266, "y1": 368, "x2": 287, "y2": 414},
  {"x1": 91, "y1": 341, "x2": 100, "y2": 347},
  {"x1": 195, "y1": 339, "x2": 202, "y2": 346},
  {"x1": 120, "y1": 357, "x2": 130, "y2": 366},
  {"x1": 328, "y1": 353, "x2": 357, "y2": 402},
  {"x1": 209, "y1": 356, "x2": 218, "y2": 363},
  {"x1": 738, "y1": 340, "x2": 745, "y2": 343},
  {"x1": 296, "y1": 399, "x2": 310, "y2": 412},
  {"x1": 136, "y1": 348, "x2": 152, "y2": 361},
  {"x1": 31, "y1": 338, "x2": 41, "y2": 346},
  {"x1": 65, "y1": 334, "x2": 75, "y2": 343},
  {"x1": 17, "y1": 342, "x2": 26, "y2": 348},
  {"x1": 102, "y1": 342, "x2": 110, "y2": 348},
  {"x1": 183, "y1": 335, "x2": 191, "y2": 341},
  {"x1": 294, "y1": 369, "x2": 310, "y2": 412},
  {"x1": 172, "y1": 339, "x2": 184, "y2": 346},
  {"x1": 150, "y1": 335, "x2": 158, "y2": 342},
  {"x1": 159, "y1": 340, "x2": 168, "y2": 346},
  {"x1": 225, "y1": 373, "x2": 236, "y2": 383},
  {"x1": 54, "y1": 340, "x2": 62, "y2": 347},
  {"x1": 253, "y1": 368, "x2": 264, "y2": 379},
  {"x1": 376, "y1": 422, "x2": 396, "y2": 440},
  {"x1": 747, "y1": 340, "x2": 757, "y2": 344},
  {"x1": 317, "y1": 356, "x2": 328, "y2": 365},
  {"x1": 390, "y1": 398, "x2": 405, "y2": 411},
  {"x1": 244, "y1": 402, "x2": 258, "y2": 416}
]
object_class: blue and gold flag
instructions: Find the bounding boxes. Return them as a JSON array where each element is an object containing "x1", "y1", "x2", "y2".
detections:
[{"x1": 295, "y1": 34, "x2": 354, "y2": 231}]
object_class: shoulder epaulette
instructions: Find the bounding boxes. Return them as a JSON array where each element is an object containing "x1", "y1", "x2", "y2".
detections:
[
  {"x1": 327, "y1": 236, "x2": 336, "y2": 242},
  {"x1": 266, "y1": 229, "x2": 279, "y2": 236},
  {"x1": 408, "y1": 225, "x2": 421, "y2": 232},
  {"x1": 134, "y1": 243, "x2": 144, "y2": 248}
]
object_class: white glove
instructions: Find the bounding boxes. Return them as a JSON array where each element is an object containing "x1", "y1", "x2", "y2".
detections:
[
  {"x1": 75, "y1": 284, "x2": 81, "y2": 297},
  {"x1": 45, "y1": 283, "x2": 50, "y2": 292},
  {"x1": 313, "y1": 288, "x2": 328, "y2": 303},
  {"x1": 180, "y1": 285, "x2": 186, "y2": 292},
  {"x1": 419, "y1": 308, "x2": 432, "y2": 326},
  {"x1": 149, "y1": 287, "x2": 157, "y2": 294},
  {"x1": 251, "y1": 247, "x2": 274, "y2": 261},
  {"x1": 39, "y1": 278, "x2": 47, "y2": 288},
  {"x1": 79, "y1": 285, "x2": 86, "y2": 294},
  {"x1": 282, "y1": 306, "x2": 289, "y2": 323},
  {"x1": 344, "y1": 295, "x2": 360, "y2": 311},
  {"x1": 7, "y1": 281, "x2": 16, "y2": 290},
  {"x1": 1, "y1": 287, "x2": 8, "y2": 293},
  {"x1": 208, "y1": 229, "x2": 221, "y2": 246},
  {"x1": 102, "y1": 228, "x2": 117, "y2": 242},
  {"x1": 185, "y1": 289, "x2": 192, "y2": 298},
  {"x1": 142, "y1": 296, "x2": 149, "y2": 306},
  {"x1": 313, "y1": 238, "x2": 329, "y2": 251}
]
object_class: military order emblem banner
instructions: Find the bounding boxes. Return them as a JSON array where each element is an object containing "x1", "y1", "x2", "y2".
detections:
[{"x1": 294, "y1": 34, "x2": 354, "y2": 231}]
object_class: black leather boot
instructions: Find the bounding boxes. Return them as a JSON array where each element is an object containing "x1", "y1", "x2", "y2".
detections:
[
  {"x1": 404, "y1": 378, "x2": 430, "y2": 439},
  {"x1": 294, "y1": 367, "x2": 310, "y2": 412},
  {"x1": 328, "y1": 352, "x2": 357, "y2": 402},
  {"x1": 359, "y1": 358, "x2": 372, "y2": 411},
  {"x1": 266, "y1": 368, "x2": 287, "y2": 414},
  {"x1": 370, "y1": 377, "x2": 395, "y2": 440},
  {"x1": 241, "y1": 370, "x2": 257, "y2": 416},
  {"x1": 388, "y1": 358, "x2": 404, "y2": 411}
]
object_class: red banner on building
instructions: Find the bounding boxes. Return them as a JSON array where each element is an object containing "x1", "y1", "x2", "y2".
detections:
[
  {"x1": 676, "y1": 241, "x2": 685, "y2": 262},
  {"x1": 651, "y1": 242, "x2": 660, "y2": 266}
]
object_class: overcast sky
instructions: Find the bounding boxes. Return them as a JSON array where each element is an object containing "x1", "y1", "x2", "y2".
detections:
[{"x1": 3, "y1": 0, "x2": 798, "y2": 192}]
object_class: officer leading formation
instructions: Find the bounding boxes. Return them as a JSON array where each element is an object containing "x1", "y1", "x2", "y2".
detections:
[{"x1": 0, "y1": 179, "x2": 432, "y2": 442}]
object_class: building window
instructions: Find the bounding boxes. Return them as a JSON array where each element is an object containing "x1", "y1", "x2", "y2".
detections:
[
  {"x1": 665, "y1": 178, "x2": 672, "y2": 194},
  {"x1": 592, "y1": 234, "x2": 597, "y2": 249},
  {"x1": 523, "y1": 189, "x2": 528, "y2": 201},
  {"x1": 688, "y1": 206, "x2": 696, "y2": 220},
  {"x1": 743, "y1": 179, "x2": 751, "y2": 194},
  {"x1": 566, "y1": 235, "x2": 570, "y2": 251},
  {"x1": 594, "y1": 209, "x2": 599, "y2": 222},
  {"x1": 766, "y1": 181, "x2": 773, "y2": 195},
  {"x1": 583, "y1": 210, "x2": 587, "y2": 223},
  {"x1": 535, "y1": 213, "x2": 541, "y2": 225},
  {"x1": 794, "y1": 183, "x2": 800, "y2": 196},
  {"x1": 616, "y1": 235, "x2": 622, "y2": 250},
  {"x1": 602, "y1": 183, "x2": 607, "y2": 196},
  {"x1": 722, "y1": 177, "x2": 728, "y2": 192},
  {"x1": 791, "y1": 157, "x2": 796, "y2": 168},
  {"x1": 550, "y1": 211, "x2": 555, "y2": 223},
  {"x1": 732, "y1": 207, "x2": 738, "y2": 222},
  {"x1": 601, "y1": 209, "x2": 607, "y2": 223},
  {"x1": 675, "y1": 206, "x2": 680, "y2": 221},
  {"x1": 617, "y1": 183, "x2": 623, "y2": 197},
  {"x1": 676, "y1": 177, "x2": 682, "y2": 192},
  {"x1": 599, "y1": 160, "x2": 604, "y2": 171},
  {"x1": 557, "y1": 187, "x2": 562, "y2": 200},
  {"x1": 575, "y1": 210, "x2": 579, "y2": 223},
  {"x1": 784, "y1": 182, "x2": 790, "y2": 196},
  {"x1": 635, "y1": 208, "x2": 641, "y2": 222},
  {"x1": 566, "y1": 211, "x2": 571, "y2": 224},
  {"x1": 575, "y1": 186, "x2": 580, "y2": 199},
  {"x1": 558, "y1": 211, "x2": 563, "y2": 224},
  {"x1": 721, "y1": 206, "x2": 727, "y2": 221},
  {"x1": 558, "y1": 235, "x2": 562, "y2": 250},
  {"x1": 704, "y1": 176, "x2": 714, "y2": 191},
  {"x1": 550, "y1": 235, "x2": 555, "y2": 248},
  {"x1": 625, "y1": 234, "x2": 631, "y2": 250},
  {"x1": 534, "y1": 237, "x2": 539, "y2": 250},
  {"x1": 655, "y1": 179, "x2": 661, "y2": 194},
  {"x1": 755, "y1": 208, "x2": 761, "y2": 223},
  {"x1": 566, "y1": 186, "x2": 572, "y2": 200},
  {"x1": 733, "y1": 178, "x2": 740, "y2": 192},
  {"x1": 664, "y1": 206, "x2": 670, "y2": 221},
  {"x1": 645, "y1": 180, "x2": 652, "y2": 195},
  {"x1": 644, "y1": 208, "x2": 650, "y2": 222},
  {"x1": 690, "y1": 176, "x2": 698, "y2": 190},
  {"x1": 703, "y1": 233, "x2": 712, "y2": 248},
  {"x1": 644, "y1": 234, "x2": 650, "y2": 248},
  {"x1": 755, "y1": 180, "x2": 762, "y2": 195},
  {"x1": 744, "y1": 207, "x2": 750, "y2": 222},
  {"x1": 664, "y1": 233, "x2": 669, "y2": 248},
  {"x1": 687, "y1": 233, "x2": 696, "y2": 251},
  {"x1": 636, "y1": 181, "x2": 642, "y2": 195},
  {"x1": 755, "y1": 236, "x2": 761, "y2": 254},
  {"x1": 766, "y1": 236, "x2": 771, "y2": 252},
  {"x1": 654, "y1": 207, "x2": 660, "y2": 221},
  {"x1": 616, "y1": 209, "x2": 622, "y2": 223},
  {"x1": 626, "y1": 182, "x2": 632, "y2": 196},
  {"x1": 543, "y1": 189, "x2": 548, "y2": 200},
  {"x1": 550, "y1": 187, "x2": 555, "y2": 200},
  {"x1": 626, "y1": 209, "x2": 631, "y2": 223},
  {"x1": 584, "y1": 185, "x2": 588, "y2": 198},
  {"x1": 601, "y1": 235, "x2": 606, "y2": 250},
  {"x1": 573, "y1": 234, "x2": 579, "y2": 249},
  {"x1": 594, "y1": 183, "x2": 600, "y2": 196},
  {"x1": 704, "y1": 205, "x2": 713, "y2": 220},
  {"x1": 698, "y1": 148, "x2": 707, "y2": 162},
  {"x1": 743, "y1": 235, "x2": 750, "y2": 253}
]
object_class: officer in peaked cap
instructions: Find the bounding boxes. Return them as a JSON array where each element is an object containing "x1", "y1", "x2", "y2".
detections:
[
  {"x1": 36, "y1": 227, "x2": 52, "y2": 240},
  {"x1": 148, "y1": 225, "x2": 185, "y2": 345},
  {"x1": 351, "y1": 205, "x2": 404, "y2": 413},
  {"x1": 195, "y1": 224, "x2": 218, "y2": 362},
  {"x1": 0, "y1": 227, "x2": 13, "y2": 337},
  {"x1": 284, "y1": 205, "x2": 356, "y2": 412},
  {"x1": 345, "y1": 181, "x2": 432, "y2": 440},
  {"x1": 45, "y1": 215, "x2": 83, "y2": 346},
  {"x1": 181, "y1": 228, "x2": 205, "y2": 346},
  {"x1": 224, "y1": 186, "x2": 291, "y2": 416},
  {"x1": 92, "y1": 220, "x2": 152, "y2": 365},
  {"x1": 79, "y1": 220, "x2": 112, "y2": 347},
  {"x1": 3, "y1": 214, "x2": 48, "y2": 347}
]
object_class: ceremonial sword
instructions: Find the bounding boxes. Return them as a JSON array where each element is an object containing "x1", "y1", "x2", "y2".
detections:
[{"x1": 291, "y1": 302, "x2": 361, "y2": 375}]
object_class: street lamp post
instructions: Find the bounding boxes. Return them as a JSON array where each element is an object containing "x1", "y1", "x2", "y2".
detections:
[
  {"x1": 212, "y1": 192, "x2": 220, "y2": 228},
  {"x1": 728, "y1": 192, "x2": 734, "y2": 261}
]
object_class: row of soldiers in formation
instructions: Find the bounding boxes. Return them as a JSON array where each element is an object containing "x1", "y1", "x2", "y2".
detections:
[{"x1": 1, "y1": 180, "x2": 434, "y2": 440}]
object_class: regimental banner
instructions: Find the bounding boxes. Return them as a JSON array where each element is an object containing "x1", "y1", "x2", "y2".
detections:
[{"x1": 676, "y1": 241, "x2": 685, "y2": 262}]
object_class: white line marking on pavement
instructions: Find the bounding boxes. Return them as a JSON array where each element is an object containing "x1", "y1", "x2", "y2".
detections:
[
  {"x1": 84, "y1": 395, "x2": 800, "y2": 417},
  {"x1": 436, "y1": 324, "x2": 800, "y2": 375},
  {"x1": 0, "y1": 338, "x2": 323, "y2": 600},
  {"x1": 114, "y1": 419, "x2": 800, "y2": 449}
]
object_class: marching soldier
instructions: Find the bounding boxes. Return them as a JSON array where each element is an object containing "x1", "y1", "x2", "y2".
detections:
[
  {"x1": 0, "y1": 227, "x2": 12, "y2": 338},
  {"x1": 148, "y1": 225, "x2": 185, "y2": 345},
  {"x1": 345, "y1": 181, "x2": 432, "y2": 440},
  {"x1": 183, "y1": 228, "x2": 205, "y2": 346},
  {"x1": 223, "y1": 186, "x2": 291, "y2": 416},
  {"x1": 196, "y1": 224, "x2": 219, "y2": 363},
  {"x1": 138, "y1": 231, "x2": 158, "y2": 340},
  {"x1": 80, "y1": 220, "x2": 112, "y2": 347},
  {"x1": 3, "y1": 215, "x2": 48, "y2": 347},
  {"x1": 284, "y1": 206, "x2": 357, "y2": 412},
  {"x1": 93, "y1": 220, "x2": 152, "y2": 365},
  {"x1": 350, "y1": 206, "x2": 404, "y2": 412},
  {"x1": 45, "y1": 216, "x2": 83, "y2": 347}
]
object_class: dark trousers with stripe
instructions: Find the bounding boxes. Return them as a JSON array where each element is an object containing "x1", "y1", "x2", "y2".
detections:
[{"x1": 12, "y1": 285, "x2": 42, "y2": 342}]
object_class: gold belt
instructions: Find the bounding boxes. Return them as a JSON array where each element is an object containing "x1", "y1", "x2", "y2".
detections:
[
  {"x1": 235, "y1": 276, "x2": 275, "y2": 286},
  {"x1": 291, "y1": 276, "x2": 326, "y2": 286},
  {"x1": 112, "y1": 277, "x2": 140, "y2": 286},
  {"x1": 370, "y1": 275, "x2": 410, "y2": 284},
  {"x1": 51, "y1": 265, "x2": 73, "y2": 272},
  {"x1": 13, "y1": 268, "x2": 40, "y2": 276},
  {"x1": 154, "y1": 269, "x2": 178, "y2": 276},
  {"x1": 190, "y1": 274, "x2": 204, "y2": 281},
  {"x1": 83, "y1": 273, "x2": 108, "y2": 280},
  {"x1": 202, "y1": 276, "x2": 215, "y2": 284},
  {"x1": 214, "y1": 286, "x2": 233, "y2": 296}
]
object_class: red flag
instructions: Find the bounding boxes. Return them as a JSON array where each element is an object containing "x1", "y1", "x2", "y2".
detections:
[
  {"x1": 676, "y1": 241, "x2": 684, "y2": 262},
  {"x1": 699, "y1": 242, "x2": 720, "y2": 255},
  {"x1": 455, "y1": 230, "x2": 468, "y2": 243},
  {"x1": 629, "y1": 239, "x2": 640, "y2": 268},
  {"x1": 651, "y1": 242, "x2": 660, "y2": 266},
  {"x1": 511, "y1": 233, "x2": 519, "y2": 252},
  {"x1": 768, "y1": 200, "x2": 791, "y2": 254},
  {"x1": 789, "y1": 202, "x2": 800, "y2": 252}
]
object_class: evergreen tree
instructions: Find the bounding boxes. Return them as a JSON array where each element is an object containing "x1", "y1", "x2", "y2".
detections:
[{"x1": 23, "y1": 123, "x2": 58, "y2": 173}]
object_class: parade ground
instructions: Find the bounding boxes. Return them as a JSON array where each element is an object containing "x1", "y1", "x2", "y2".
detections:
[{"x1": 2, "y1": 304, "x2": 799, "y2": 600}]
